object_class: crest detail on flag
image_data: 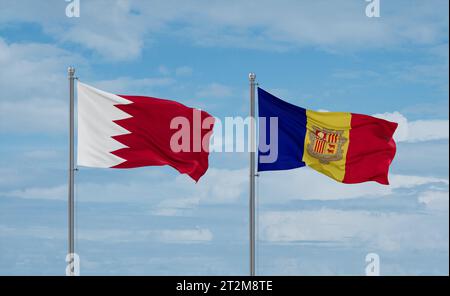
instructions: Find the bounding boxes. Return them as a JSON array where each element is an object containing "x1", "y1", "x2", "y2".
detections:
[{"x1": 306, "y1": 126, "x2": 347, "y2": 164}]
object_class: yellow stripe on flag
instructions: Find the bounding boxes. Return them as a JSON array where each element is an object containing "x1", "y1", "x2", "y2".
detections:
[{"x1": 302, "y1": 110, "x2": 352, "y2": 182}]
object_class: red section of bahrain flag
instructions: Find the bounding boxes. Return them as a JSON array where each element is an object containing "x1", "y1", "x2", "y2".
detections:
[{"x1": 111, "y1": 95, "x2": 215, "y2": 182}]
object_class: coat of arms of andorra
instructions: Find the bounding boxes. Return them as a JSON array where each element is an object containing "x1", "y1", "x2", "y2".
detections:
[{"x1": 307, "y1": 126, "x2": 347, "y2": 164}]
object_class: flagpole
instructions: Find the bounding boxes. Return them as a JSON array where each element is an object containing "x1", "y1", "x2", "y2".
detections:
[
  {"x1": 68, "y1": 66, "x2": 75, "y2": 276},
  {"x1": 249, "y1": 72, "x2": 256, "y2": 276}
]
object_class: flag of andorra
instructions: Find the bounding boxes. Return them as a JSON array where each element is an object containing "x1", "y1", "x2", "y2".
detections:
[{"x1": 257, "y1": 88, "x2": 398, "y2": 185}]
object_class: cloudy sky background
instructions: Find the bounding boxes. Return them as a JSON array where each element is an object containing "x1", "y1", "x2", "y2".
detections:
[{"x1": 0, "y1": 0, "x2": 448, "y2": 275}]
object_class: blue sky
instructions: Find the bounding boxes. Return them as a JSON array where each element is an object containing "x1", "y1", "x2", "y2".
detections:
[{"x1": 0, "y1": 0, "x2": 448, "y2": 275}]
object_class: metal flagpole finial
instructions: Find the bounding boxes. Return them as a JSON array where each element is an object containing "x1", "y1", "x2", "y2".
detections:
[
  {"x1": 249, "y1": 72, "x2": 256, "y2": 81},
  {"x1": 68, "y1": 66, "x2": 75, "y2": 77}
]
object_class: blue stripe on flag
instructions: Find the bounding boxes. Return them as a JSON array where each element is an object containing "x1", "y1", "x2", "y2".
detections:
[{"x1": 257, "y1": 88, "x2": 307, "y2": 172}]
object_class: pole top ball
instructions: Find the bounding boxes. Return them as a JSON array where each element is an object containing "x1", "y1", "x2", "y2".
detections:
[{"x1": 248, "y1": 73, "x2": 256, "y2": 81}]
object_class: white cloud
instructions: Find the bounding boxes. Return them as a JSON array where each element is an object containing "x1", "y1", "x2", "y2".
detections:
[
  {"x1": 175, "y1": 66, "x2": 193, "y2": 77},
  {"x1": 0, "y1": 38, "x2": 80, "y2": 100},
  {"x1": 0, "y1": 168, "x2": 24, "y2": 187},
  {"x1": 23, "y1": 149, "x2": 62, "y2": 161},
  {"x1": 1, "y1": 167, "x2": 248, "y2": 207},
  {"x1": 0, "y1": 225, "x2": 64, "y2": 240},
  {"x1": 4, "y1": 162, "x2": 448, "y2": 208},
  {"x1": 389, "y1": 174, "x2": 449, "y2": 189},
  {"x1": 156, "y1": 65, "x2": 193, "y2": 78},
  {"x1": 259, "y1": 168, "x2": 448, "y2": 202},
  {"x1": 158, "y1": 65, "x2": 170, "y2": 76},
  {"x1": 0, "y1": 99, "x2": 67, "y2": 133},
  {"x1": 373, "y1": 111, "x2": 449, "y2": 143},
  {"x1": 157, "y1": 228, "x2": 213, "y2": 243},
  {"x1": 332, "y1": 69, "x2": 380, "y2": 80},
  {"x1": 59, "y1": 1, "x2": 148, "y2": 61},
  {"x1": 260, "y1": 208, "x2": 449, "y2": 251},
  {"x1": 144, "y1": 0, "x2": 448, "y2": 52},
  {"x1": 187, "y1": 168, "x2": 248, "y2": 202},
  {"x1": 0, "y1": 225, "x2": 213, "y2": 244},
  {"x1": 418, "y1": 191, "x2": 449, "y2": 211},
  {"x1": 2, "y1": 0, "x2": 447, "y2": 60},
  {"x1": 0, "y1": 1, "x2": 149, "y2": 61},
  {"x1": 78, "y1": 228, "x2": 213, "y2": 244},
  {"x1": 408, "y1": 120, "x2": 450, "y2": 142},
  {"x1": 5, "y1": 184, "x2": 67, "y2": 201},
  {"x1": 151, "y1": 167, "x2": 248, "y2": 214},
  {"x1": 402, "y1": 100, "x2": 449, "y2": 119},
  {"x1": 332, "y1": 44, "x2": 449, "y2": 91},
  {"x1": 151, "y1": 197, "x2": 200, "y2": 216},
  {"x1": 196, "y1": 83, "x2": 233, "y2": 98},
  {"x1": 0, "y1": 38, "x2": 83, "y2": 134},
  {"x1": 91, "y1": 76, "x2": 174, "y2": 94}
]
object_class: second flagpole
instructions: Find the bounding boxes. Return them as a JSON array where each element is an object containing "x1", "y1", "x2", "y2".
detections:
[
  {"x1": 249, "y1": 73, "x2": 256, "y2": 276},
  {"x1": 67, "y1": 66, "x2": 76, "y2": 276}
]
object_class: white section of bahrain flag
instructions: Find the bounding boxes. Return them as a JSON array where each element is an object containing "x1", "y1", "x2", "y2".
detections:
[{"x1": 77, "y1": 82, "x2": 132, "y2": 168}]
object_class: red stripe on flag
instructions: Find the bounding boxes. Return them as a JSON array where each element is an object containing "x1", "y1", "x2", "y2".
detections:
[
  {"x1": 110, "y1": 95, "x2": 215, "y2": 182},
  {"x1": 343, "y1": 113, "x2": 397, "y2": 185}
]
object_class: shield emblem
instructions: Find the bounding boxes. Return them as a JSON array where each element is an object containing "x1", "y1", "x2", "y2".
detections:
[{"x1": 306, "y1": 126, "x2": 347, "y2": 164}]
